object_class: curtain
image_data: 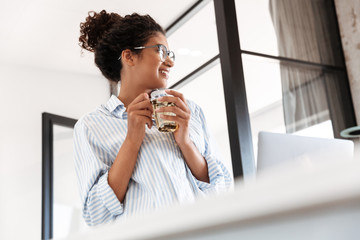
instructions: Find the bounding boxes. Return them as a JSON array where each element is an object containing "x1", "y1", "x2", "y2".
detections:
[{"x1": 269, "y1": 0, "x2": 343, "y2": 133}]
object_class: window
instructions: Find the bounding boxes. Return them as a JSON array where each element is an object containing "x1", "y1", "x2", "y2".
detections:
[
  {"x1": 234, "y1": 0, "x2": 355, "y2": 168},
  {"x1": 168, "y1": 1, "x2": 233, "y2": 176},
  {"x1": 168, "y1": 0, "x2": 356, "y2": 178}
]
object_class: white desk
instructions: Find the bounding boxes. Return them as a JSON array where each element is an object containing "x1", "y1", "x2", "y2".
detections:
[{"x1": 64, "y1": 159, "x2": 360, "y2": 240}]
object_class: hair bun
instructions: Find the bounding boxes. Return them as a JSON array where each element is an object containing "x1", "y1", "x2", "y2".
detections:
[{"x1": 79, "y1": 10, "x2": 122, "y2": 52}]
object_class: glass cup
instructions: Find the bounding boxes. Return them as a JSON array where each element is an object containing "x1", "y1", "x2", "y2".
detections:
[{"x1": 150, "y1": 89, "x2": 178, "y2": 132}]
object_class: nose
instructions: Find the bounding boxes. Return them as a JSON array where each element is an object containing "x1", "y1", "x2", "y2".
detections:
[{"x1": 164, "y1": 56, "x2": 174, "y2": 68}]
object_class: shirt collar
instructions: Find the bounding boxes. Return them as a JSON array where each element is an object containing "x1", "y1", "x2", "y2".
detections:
[{"x1": 105, "y1": 95, "x2": 127, "y2": 118}]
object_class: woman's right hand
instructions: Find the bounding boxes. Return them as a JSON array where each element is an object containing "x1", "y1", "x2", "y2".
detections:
[{"x1": 125, "y1": 93, "x2": 153, "y2": 148}]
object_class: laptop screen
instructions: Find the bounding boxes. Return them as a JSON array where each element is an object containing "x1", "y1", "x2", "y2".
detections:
[{"x1": 257, "y1": 131, "x2": 354, "y2": 172}]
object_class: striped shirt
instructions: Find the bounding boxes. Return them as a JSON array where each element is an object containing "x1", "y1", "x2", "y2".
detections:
[{"x1": 73, "y1": 95, "x2": 233, "y2": 226}]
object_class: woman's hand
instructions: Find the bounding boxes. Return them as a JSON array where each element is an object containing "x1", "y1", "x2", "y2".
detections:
[
  {"x1": 109, "y1": 93, "x2": 152, "y2": 203},
  {"x1": 156, "y1": 89, "x2": 191, "y2": 147},
  {"x1": 156, "y1": 89, "x2": 209, "y2": 182},
  {"x1": 125, "y1": 93, "x2": 153, "y2": 148}
]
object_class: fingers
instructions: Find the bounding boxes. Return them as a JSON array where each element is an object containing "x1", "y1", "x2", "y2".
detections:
[
  {"x1": 155, "y1": 89, "x2": 190, "y2": 123},
  {"x1": 128, "y1": 99, "x2": 153, "y2": 112},
  {"x1": 128, "y1": 109, "x2": 153, "y2": 128},
  {"x1": 131, "y1": 92, "x2": 150, "y2": 105},
  {"x1": 165, "y1": 89, "x2": 186, "y2": 103},
  {"x1": 158, "y1": 114, "x2": 186, "y2": 124},
  {"x1": 127, "y1": 93, "x2": 153, "y2": 112},
  {"x1": 156, "y1": 105, "x2": 189, "y2": 120},
  {"x1": 145, "y1": 116, "x2": 153, "y2": 129},
  {"x1": 129, "y1": 109, "x2": 153, "y2": 118},
  {"x1": 158, "y1": 113, "x2": 189, "y2": 129},
  {"x1": 157, "y1": 95, "x2": 188, "y2": 113}
]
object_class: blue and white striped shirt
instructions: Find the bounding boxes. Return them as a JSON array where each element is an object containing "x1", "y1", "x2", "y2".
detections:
[{"x1": 73, "y1": 95, "x2": 232, "y2": 226}]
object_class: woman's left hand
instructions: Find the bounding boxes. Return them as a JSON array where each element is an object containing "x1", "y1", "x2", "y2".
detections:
[{"x1": 155, "y1": 89, "x2": 191, "y2": 147}]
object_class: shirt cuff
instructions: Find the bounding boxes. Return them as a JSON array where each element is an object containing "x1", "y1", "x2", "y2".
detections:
[
  {"x1": 194, "y1": 155, "x2": 224, "y2": 193},
  {"x1": 97, "y1": 171, "x2": 124, "y2": 216}
]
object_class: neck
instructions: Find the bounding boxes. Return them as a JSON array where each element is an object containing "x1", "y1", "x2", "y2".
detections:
[{"x1": 118, "y1": 77, "x2": 152, "y2": 108}]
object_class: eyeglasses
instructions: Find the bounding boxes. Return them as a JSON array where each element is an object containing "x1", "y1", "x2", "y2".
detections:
[
  {"x1": 117, "y1": 44, "x2": 175, "y2": 62},
  {"x1": 134, "y1": 44, "x2": 175, "y2": 63}
]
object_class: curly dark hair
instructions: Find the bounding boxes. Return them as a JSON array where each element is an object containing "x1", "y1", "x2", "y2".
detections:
[{"x1": 79, "y1": 10, "x2": 165, "y2": 82}]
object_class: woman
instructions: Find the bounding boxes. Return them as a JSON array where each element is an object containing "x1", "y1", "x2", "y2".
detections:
[{"x1": 74, "y1": 10, "x2": 232, "y2": 226}]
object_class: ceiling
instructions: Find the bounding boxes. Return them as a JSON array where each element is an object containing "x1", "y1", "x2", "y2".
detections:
[
  {"x1": 0, "y1": 0, "x2": 197, "y2": 76},
  {"x1": 0, "y1": 0, "x2": 284, "y2": 116}
]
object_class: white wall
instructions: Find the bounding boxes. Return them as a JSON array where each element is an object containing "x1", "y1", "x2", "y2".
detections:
[{"x1": 0, "y1": 62, "x2": 109, "y2": 239}]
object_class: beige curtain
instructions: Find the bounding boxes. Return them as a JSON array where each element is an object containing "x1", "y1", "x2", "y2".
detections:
[{"x1": 269, "y1": 0, "x2": 342, "y2": 133}]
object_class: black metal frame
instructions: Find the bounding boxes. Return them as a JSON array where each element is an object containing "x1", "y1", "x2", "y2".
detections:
[
  {"x1": 213, "y1": 0, "x2": 255, "y2": 178},
  {"x1": 42, "y1": 113, "x2": 77, "y2": 240}
]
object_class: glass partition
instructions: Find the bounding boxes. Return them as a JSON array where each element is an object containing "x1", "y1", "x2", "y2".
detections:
[
  {"x1": 242, "y1": 54, "x2": 336, "y2": 164},
  {"x1": 53, "y1": 125, "x2": 90, "y2": 239},
  {"x1": 167, "y1": 1, "x2": 219, "y2": 86},
  {"x1": 179, "y1": 63, "x2": 233, "y2": 176},
  {"x1": 235, "y1": 0, "x2": 343, "y2": 66}
]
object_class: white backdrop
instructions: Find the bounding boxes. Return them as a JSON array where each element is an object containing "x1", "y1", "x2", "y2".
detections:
[{"x1": 0, "y1": 63, "x2": 109, "y2": 239}]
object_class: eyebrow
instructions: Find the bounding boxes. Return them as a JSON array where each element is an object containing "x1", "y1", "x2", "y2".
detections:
[{"x1": 154, "y1": 43, "x2": 169, "y2": 49}]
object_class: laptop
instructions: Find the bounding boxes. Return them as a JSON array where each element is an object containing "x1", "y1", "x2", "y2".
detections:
[{"x1": 256, "y1": 131, "x2": 354, "y2": 172}]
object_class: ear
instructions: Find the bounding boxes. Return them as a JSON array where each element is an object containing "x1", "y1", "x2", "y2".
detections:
[{"x1": 121, "y1": 49, "x2": 137, "y2": 67}]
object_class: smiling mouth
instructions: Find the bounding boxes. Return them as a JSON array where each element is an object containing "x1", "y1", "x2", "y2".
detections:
[{"x1": 159, "y1": 70, "x2": 169, "y2": 79}]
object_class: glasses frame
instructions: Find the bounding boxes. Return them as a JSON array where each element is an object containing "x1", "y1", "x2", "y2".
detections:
[
  {"x1": 118, "y1": 44, "x2": 175, "y2": 62},
  {"x1": 134, "y1": 44, "x2": 175, "y2": 62}
]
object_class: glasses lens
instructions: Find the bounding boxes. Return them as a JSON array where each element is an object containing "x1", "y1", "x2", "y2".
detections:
[
  {"x1": 169, "y1": 51, "x2": 175, "y2": 62},
  {"x1": 158, "y1": 45, "x2": 175, "y2": 62},
  {"x1": 158, "y1": 45, "x2": 166, "y2": 62}
]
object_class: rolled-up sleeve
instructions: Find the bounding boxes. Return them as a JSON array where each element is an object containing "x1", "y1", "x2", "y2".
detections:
[
  {"x1": 194, "y1": 154, "x2": 233, "y2": 194},
  {"x1": 189, "y1": 103, "x2": 233, "y2": 194},
  {"x1": 73, "y1": 118, "x2": 123, "y2": 226}
]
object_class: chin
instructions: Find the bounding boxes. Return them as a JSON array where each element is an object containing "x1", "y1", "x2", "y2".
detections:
[
  {"x1": 155, "y1": 81, "x2": 167, "y2": 89},
  {"x1": 147, "y1": 76, "x2": 167, "y2": 90}
]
